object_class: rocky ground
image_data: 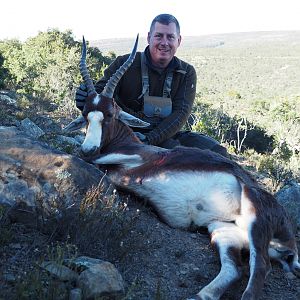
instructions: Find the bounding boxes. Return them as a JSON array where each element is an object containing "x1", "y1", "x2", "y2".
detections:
[{"x1": 0, "y1": 90, "x2": 300, "y2": 300}]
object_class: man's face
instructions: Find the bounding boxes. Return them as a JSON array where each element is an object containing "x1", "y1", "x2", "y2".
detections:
[{"x1": 147, "y1": 22, "x2": 181, "y2": 68}]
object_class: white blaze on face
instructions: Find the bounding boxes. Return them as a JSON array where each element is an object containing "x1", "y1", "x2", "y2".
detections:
[
  {"x1": 93, "y1": 94, "x2": 101, "y2": 106},
  {"x1": 81, "y1": 111, "x2": 104, "y2": 153}
]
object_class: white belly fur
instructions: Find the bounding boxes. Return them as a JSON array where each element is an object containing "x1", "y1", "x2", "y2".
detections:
[{"x1": 113, "y1": 170, "x2": 242, "y2": 229}]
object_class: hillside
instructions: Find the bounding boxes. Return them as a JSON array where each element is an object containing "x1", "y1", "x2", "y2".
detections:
[
  {"x1": 91, "y1": 31, "x2": 300, "y2": 100},
  {"x1": 1, "y1": 30, "x2": 300, "y2": 300},
  {"x1": 91, "y1": 31, "x2": 300, "y2": 54},
  {"x1": 1, "y1": 90, "x2": 300, "y2": 300},
  {"x1": 92, "y1": 31, "x2": 300, "y2": 176}
]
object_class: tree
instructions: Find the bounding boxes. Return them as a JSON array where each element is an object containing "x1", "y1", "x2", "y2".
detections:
[
  {"x1": 0, "y1": 52, "x2": 9, "y2": 88},
  {"x1": 0, "y1": 29, "x2": 113, "y2": 104}
]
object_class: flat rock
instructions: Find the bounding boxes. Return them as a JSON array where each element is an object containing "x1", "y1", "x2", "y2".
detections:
[{"x1": 0, "y1": 126, "x2": 115, "y2": 229}]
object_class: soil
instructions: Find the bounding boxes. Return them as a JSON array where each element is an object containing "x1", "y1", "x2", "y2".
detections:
[{"x1": 1, "y1": 195, "x2": 300, "y2": 300}]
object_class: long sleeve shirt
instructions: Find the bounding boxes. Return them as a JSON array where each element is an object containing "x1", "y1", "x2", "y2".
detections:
[{"x1": 94, "y1": 46, "x2": 197, "y2": 145}]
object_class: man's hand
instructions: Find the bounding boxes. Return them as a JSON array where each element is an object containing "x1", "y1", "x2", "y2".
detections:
[
  {"x1": 75, "y1": 83, "x2": 88, "y2": 111},
  {"x1": 134, "y1": 132, "x2": 149, "y2": 144}
]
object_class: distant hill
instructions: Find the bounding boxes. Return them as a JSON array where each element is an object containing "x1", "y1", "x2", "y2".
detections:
[
  {"x1": 91, "y1": 31, "x2": 300, "y2": 154},
  {"x1": 90, "y1": 31, "x2": 300, "y2": 101},
  {"x1": 90, "y1": 31, "x2": 300, "y2": 56}
]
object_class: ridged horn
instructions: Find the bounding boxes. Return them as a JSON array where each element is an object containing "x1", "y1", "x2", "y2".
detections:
[
  {"x1": 80, "y1": 36, "x2": 96, "y2": 96},
  {"x1": 101, "y1": 34, "x2": 139, "y2": 98}
]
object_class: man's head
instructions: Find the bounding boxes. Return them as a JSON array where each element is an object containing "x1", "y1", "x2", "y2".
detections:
[{"x1": 147, "y1": 14, "x2": 182, "y2": 68}]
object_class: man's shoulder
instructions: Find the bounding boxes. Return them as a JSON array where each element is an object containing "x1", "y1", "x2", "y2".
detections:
[
  {"x1": 115, "y1": 52, "x2": 142, "y2": 69},
  {"x1": 117, "y1": 52, "x2": 142, "y2": 62},
  {"x1": 173, "y1": 56, "x2": 195, "y2": 74}
]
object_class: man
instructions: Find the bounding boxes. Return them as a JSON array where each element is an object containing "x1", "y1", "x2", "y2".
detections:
[{"x1": 76, "y1": 14, "x2": 227, "y2": 156}]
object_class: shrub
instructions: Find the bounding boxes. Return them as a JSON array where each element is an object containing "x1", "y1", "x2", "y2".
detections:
[
  {"x1": 0, "y1": 29, "x2": 113, "y2": 105},
  {"x1": 0, "y1": 52, "x2": 9, "y2": 88},
  {"x1": 191, "y1": 97, "x2": 274, "y2": 154}
]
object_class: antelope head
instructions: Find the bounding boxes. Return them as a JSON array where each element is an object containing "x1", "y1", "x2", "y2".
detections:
[{"x1": 64, "y1": 35, "x2": 149, "y2": 156}]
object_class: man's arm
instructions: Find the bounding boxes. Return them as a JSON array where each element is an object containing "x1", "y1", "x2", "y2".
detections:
[{"x1": 145, "y1": 65, "x2": 197, "y2": 145}]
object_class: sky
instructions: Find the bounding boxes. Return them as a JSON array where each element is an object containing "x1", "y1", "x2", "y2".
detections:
[{"x1": 1, "y1": 0, "x2": 300, "y2": 42}]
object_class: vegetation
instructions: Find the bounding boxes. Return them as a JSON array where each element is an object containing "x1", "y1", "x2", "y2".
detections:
[
  {"x1": 1, "y1": 30, "x2": 299, "y2": 187},
  {"x1": 0, "y1": 182, "x2": 144, "y2": 300},
  {"x1": 0, "y1": 30, "x2": 300, "y2": 298},
  {"x1": 176, "y1": 34, "x2": 300, "y2": 188},
  {"x1": 0, "y1": 29, "x2": 113, "y2": 108}
]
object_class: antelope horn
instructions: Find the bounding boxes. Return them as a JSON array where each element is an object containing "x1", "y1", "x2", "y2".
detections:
[
  {"x1": 80, "y1": 36, "x2": 96, "y2": 96},
  {"x1": 101, "y1": 34, "x2": 139, "y2": 99}
]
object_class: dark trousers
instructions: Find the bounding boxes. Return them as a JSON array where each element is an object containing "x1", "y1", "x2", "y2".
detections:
[{"x1": 157, "y1": 131, "x2": 228, "y2": 157}]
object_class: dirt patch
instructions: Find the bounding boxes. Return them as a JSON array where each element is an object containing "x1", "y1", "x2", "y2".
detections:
[{"x1": 1, "y1": 197, "x2": 300, "y2": 300}]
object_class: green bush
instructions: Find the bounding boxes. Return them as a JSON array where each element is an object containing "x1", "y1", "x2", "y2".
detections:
[
  {"x1": 0, "y1": 52, "x2": 9, "y2": 88},
  {"x1": 0, "y1": 29, "x2": 113, "y2": 104},
  {"x1": 191, "y1": 97, "x2": 275, "y2": 154}
]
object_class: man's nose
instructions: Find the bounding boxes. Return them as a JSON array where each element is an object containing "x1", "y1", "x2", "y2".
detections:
[{"x1": 160, "y1": 36, "x2": 168, "y2": 45}]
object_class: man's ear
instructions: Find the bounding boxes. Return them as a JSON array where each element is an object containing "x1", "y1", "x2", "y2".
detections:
[
  {"x1": 147, "y1": 32, "x2": 151, "y2": 44},
  {"x1": 178, "y1": 34, "x2": 182, "y2": 46},
  {"x1": 63, "y1": 115, "x2": 87, "y2": 132},
  {"x1": 118, "y1": 111, "x2": 150, "y2": 128}
]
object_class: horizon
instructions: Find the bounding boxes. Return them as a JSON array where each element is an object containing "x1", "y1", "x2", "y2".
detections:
[{"x1": 1, "y1": 0, "x2": 300, "y2": 42}]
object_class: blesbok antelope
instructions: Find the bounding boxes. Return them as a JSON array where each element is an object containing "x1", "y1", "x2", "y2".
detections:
[{"x1": 64, "y1": 35, "x2": 300, "y2": 300}]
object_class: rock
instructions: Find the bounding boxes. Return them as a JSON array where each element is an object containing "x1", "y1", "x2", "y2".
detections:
[
  {"x1": 56, "y1": 135, "x2": 81, "y2": 146},
  {"x1": 276, "y1": 181, "x2": 300, "y2": 229},
  {"x1": 40, "y1": 256, "x2": 124, "y2": 299},
  {"x1": 1, "y1": 179, "x2": 36, "y2": 207},
  {"x1": 74, "y1": 135, "x2": 85, "y2": 144},
  {"x1": 77, "y1": 261, "x2": 124, "y2": 299},
  {"x1": 34, "y1": 115, "x2": 59, "y2": 133},
  {"x1": 41, "y1": 261, "x2": 78, "y2": 282},
  {"x1": 65, "y1": 256, "x2": 104, "y2": 272},
  {"x1": 20, "y1": 118, "x2": 45, "y2": 139},
  {"x1": 0, "y1": 126, "x2": 116, "y2": 229},
  {"x1": 3, "y1": 273, "x2": 16, "y2": 283},
  {"x1": 0, "y1": 91, "x2": 17, "y2": 106}
]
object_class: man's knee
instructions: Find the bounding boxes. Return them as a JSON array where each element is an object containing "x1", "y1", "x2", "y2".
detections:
[
  {"x1": 211, "y1": 144, "x2": 229, "y2": 157},
  {"x1": 158, "y1": 138, "x2": 181, "y2": 149},
  {"x1": 176, "y1": 131, "x2": 228, "y2": 157}
]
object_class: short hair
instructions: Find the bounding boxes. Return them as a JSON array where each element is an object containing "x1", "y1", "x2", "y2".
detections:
[{"x1": 150, "y1": 14, "x2": 180, "y2": 35}]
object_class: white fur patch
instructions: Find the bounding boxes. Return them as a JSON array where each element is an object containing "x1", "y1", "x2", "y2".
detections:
[
  {"x1": 247, "y1": 221, "x2": 259, "y2": 276},
  {"x1": 115, "y1": 170, "x2": 242, "y2": 228},
  {"x1": 209, "y1": 221, "x2": 248, "y2": 248},
  {"x1": 92, "y1": 94, "x2": 101, "y2": 105},
  {"x1": 198, "y1": 221, "x2": 246, "y2": 299},
  {"x1": 81, "y1": 111, "x2": 103, "y2": 153},
  {"x1": 93, "y1": 153, "x2": 143, "y2": 168}
]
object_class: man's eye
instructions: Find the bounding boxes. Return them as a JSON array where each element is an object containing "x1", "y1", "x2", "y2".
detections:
[{"x1": 106, "y1": 112, "x2": 113, "y2": 118}]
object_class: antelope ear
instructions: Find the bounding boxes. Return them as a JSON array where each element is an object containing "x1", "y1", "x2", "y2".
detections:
[
  {"x1": 63, "y1": 115, "x2": 87, "y2": 132},
  {"x1": 118, "y1": 111, "x2": 150, "y2": 128}
]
